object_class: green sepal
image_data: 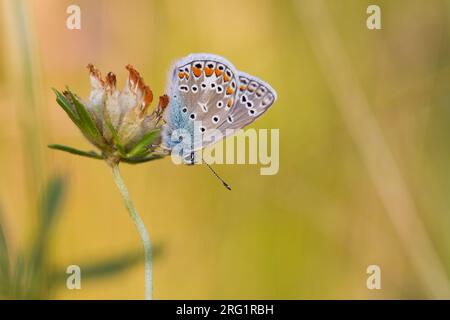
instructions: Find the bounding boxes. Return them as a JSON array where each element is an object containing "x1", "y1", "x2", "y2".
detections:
[
  {"x1": 126, "y1": 129, "x2": 159, "y2": 159},
  {"x1": 52, "y1": 88, "x2": 80, "y2": 126},
  {"x1": 122, "y1": 154, "x2": 164, "y2": 164},
  {"x1": 105, "y1": 118, "x2": 126, "y2": 156},
  {"x1": 65, "y1": 90, "x2": 102, "y2": 144}
]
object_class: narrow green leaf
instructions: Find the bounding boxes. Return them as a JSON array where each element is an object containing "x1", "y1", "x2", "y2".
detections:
[
  {"x1": 12, "y1": 254, "x2": 25, "y2": 299},
  {"x1": 126, "y1": 129, "x2": 160, "y2": 158},
  {"x1": 29, "y1": 176, "x2": 67, "y2": 278},
  {"x1": 122, "y1": 154, "x2": 164, "y2": 164},
  {"x1": 105, "y1": 118, "x2": 126, "y2": 156},
  {"x1": 52, "y1": 88, "x2": 80, "y2": 125},
  {"x1": 39, "y1": 176, "x2": 66, "y2": 231},
  {"x1": 49, "y1": 245, "x2": 162, "y2": 287},
  {"x1": 66, "y1": 91, "x2": 102, "y2": 143},
  {"x1": 48, "y1": 144, "x2": 103, "y2": 160},
  {"x1": 0, "y1": 210, "x2": 10, "y2": 288}
]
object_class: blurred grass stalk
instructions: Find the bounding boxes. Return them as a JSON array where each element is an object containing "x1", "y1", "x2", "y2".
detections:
[
  {"x1": 296, "y1": 0, "x2": 450, "y2": 298},
  {"x1": 1, "y1": 0, "x2": 49, "y2": 298},
  {"x1": 1, "y1": 0, "x2": 47, "y2": 208}
]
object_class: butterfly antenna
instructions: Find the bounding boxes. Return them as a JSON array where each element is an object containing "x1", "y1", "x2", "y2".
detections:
[{"x1": 204, "y1": 162, "x2": 232, "y2": 191}]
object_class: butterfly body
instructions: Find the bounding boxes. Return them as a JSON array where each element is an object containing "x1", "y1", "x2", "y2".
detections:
[{"x1": 162, "y1": 53, "x2": 277, "y2": 163}]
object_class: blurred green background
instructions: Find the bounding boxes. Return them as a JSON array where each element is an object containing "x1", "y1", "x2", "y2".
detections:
[{"x1": 1, "y1": 0, "x2": 450, "y2": 299}]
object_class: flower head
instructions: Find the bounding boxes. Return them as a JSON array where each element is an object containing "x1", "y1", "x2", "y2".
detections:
[{"x1": 50, "y1": 64, "x2": 168, "y2": 165}]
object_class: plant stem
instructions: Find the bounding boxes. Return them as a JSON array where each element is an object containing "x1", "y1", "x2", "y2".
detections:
[{"x1": 111, "y1": 164, "x2": 152, "y2": 300}]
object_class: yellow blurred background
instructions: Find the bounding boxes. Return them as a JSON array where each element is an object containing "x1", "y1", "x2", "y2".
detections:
[{"x1": 1, "y1": 0, "x2": 450, "y2": 299}]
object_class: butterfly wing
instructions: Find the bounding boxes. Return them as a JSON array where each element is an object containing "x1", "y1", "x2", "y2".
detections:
[
  {"x1": 166, "y1": 54, "x2": 239, "y2": 126},
  {"x1": 162, "y1": 54, "x2": 277, "y2": 158},
  {"x1": 214, "y1": 72, "x2": 277, "y2": 139}
]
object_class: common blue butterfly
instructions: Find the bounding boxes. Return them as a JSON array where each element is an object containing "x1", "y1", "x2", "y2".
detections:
[{"x1": 162, "y1": 53, "x2": 277, "y2": 187}]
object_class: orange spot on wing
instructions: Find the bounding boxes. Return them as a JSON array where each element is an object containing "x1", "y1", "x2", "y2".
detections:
[
  {"x1": 227, "y1": 99, "x2": 233, "y2": 108},
  {"x1": 239, "y1": 85, "x2": 247, "y2": 91},
  {"x1": 192, "y1": 67, "x2": 202, "y2": 77},
  {"x1": 215, "y1": 68, "x2": 223, "y2": 77},
  {"x1": 204, "y1": 67, "x2": 213, "y2": 77},
  {"x1": 223, "y1": 74, "x2": 230, "y2": 82},
  {"x1": 226, "y1": 87, "x2": 234, "y2": 95},
  {"x1": 178, "y1": 72, "x2": 185, "y2": 79}
]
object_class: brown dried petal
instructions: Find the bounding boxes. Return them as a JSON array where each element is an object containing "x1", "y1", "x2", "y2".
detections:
[
  {"x1": 157, "y1": 94, "x2": 169, "y2": 111},
  {"x1": 105, "y1": 72, "x2": 117, "y2": 91},
  {"x1": 139, "y1": 85, "x2": 153, "y2": 117},
  {"x1": 87, "y1": 64, "x2": 105, "y2": 107},
  {"x1": 125, "y1": 64, "x2": 146, "y2": 95}
]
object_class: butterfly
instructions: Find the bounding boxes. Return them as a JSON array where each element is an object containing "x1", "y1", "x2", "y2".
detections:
[{"x1": 161, "y1": 53, "x2": 277, "y2": 188}]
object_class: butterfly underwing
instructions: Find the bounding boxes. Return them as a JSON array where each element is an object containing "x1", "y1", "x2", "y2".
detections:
[{"x1": 162, "y1": 53, "x2": 277, "y2": 163}]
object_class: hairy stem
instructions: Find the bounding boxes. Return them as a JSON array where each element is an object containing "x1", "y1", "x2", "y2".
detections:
[{"x1": 111, "y1": 164, "x2": 152, "y2": 300}]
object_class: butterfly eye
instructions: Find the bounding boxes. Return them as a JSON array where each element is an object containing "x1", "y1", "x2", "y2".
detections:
[
  {"x1": 200, "y1": 126, "x2": 206, "y2": 133},
  {"x1": 191, "y1": 85, "x2": 198, "y2": 93},
  {"x1": 227, "y1": 115, "x2": 234, "y2": 123},
  {"x1": 231, "y1": 81, "x2": 236, "y2": 89},
  {"x1": 210, "y1": 83, "x2": 216, "y2": 89},
  {"x1": 248, "y1": 109, "x2": 256, "y2": 116},
  {"x1": 212, "y1": 115, "x2": 220, "y2": 124},
  {"x1": 218, "y1": 65, "x2": 224, "y2": 71},
  {"x1": 182, "y1": 106, "x2": 188, "y2": 113},
  {"x1": 246, "y1": 101, "x2": 254, "y2": 109},
  {"x1": 216, "y1": 101, "x2": 223, "y2": 108},
  {"x1": 240, "y1": 95, "x2": 248, "y2": 103},
  {"x1": 216, "y1": 86, "x2": 223, "y2": 93},
  {"x1": 189, "y1": 113, "x2": 196, "y2": 120},
  {"x1": 201, "y1": 83, "x2": 207, "y2": 89},
  {"x1": 240, "y1": 78, "x2": 249, "y2": 85}
]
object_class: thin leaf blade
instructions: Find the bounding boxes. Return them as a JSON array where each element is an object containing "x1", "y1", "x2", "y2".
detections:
[
  {"x1": 123, "y1": 154, "x2": 164, "y2": 164},
  {"x1": 0, "y1": 210, "x2": 10, "y2": 290},
  {"x1": 40, "y1": 176, "x2": 66, "y2": 229},
  {"x1": 126, "y1": 129, "x2": 160, "y2": 158},
  {"x1": 52, "y1": 88, "x2": 80, "y2": 125},
  {"x1": 48, "y1": 144, "x2": 103, "y2": 160},
  {"x1": 105, "y1": 118, "x2": 126, "y2": 156},
  {"x1": 49, "y1": 245, "x2": 162, "y2": 286}
]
